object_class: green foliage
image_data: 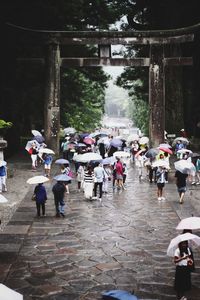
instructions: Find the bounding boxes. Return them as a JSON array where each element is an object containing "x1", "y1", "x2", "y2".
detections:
[
  {"x1": 60, "y1": 68, "x2": 108, "y2": 132},
  {"x1": 0, "y1": 119, "x2": 13, "y2": 130}
]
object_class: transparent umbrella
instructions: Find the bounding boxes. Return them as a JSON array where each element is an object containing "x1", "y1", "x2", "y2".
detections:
[
  {"x1": 174, "y1": 160, "x2": 195, "y2": 174},
  {"x1": 27, "y1": 176, "x2": 49, "y2": 184},
  {"x1": 0, "y1": 284, "x2": 23, "y2": 300},
  {"x1": 0, "y1": 194, "x2": 8, "y2": 203},
  {"x1": 167, "y1": 233, "x2": 200, "y2": 256},
  {"x1": 176, "y1": 217, "x2": 200, "y2": 230}
]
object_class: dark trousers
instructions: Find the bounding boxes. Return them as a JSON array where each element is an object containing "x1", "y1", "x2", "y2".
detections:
[
  {"x1": 94, "y1": 182, "x2": 103, "y2": 198},
  {"x1": 36, "y1": 202, "x2": 45, "y2": 216}
]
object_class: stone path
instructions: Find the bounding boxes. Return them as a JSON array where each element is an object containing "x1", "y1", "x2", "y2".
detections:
[{"x1": 0, "y1": 159, "x2": 200, "y2": 300}]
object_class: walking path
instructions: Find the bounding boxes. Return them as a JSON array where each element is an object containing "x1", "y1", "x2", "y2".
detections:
[{"x1": 0, "y1": 155, "x2": 200, "y2": 300}]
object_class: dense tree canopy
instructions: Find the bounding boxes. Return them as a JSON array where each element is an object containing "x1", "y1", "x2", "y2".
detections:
[{"x1": 1, "y1": 0, "x2": 200, "y2": 155}]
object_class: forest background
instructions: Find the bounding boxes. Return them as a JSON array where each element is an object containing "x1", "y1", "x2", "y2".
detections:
[{"x1": 0, "y1": 0, "x2": 200, "y2": 155}]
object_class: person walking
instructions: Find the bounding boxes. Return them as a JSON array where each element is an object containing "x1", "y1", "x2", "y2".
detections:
[
  {"x1": 114, "y1": 158, "x2": 124, "y2": 190},
  {"x1": 156, "y1": 166, "x2": 167, "y2": 200},
  {"x1": 122, "y1": 162, "x2": 128, "y2": 188},
  {"x1": 102, "y1": 164, "x2": 112, "y2": 193},
  {"x1": 195, "y1": 156, "x2": 200, "y2": 184},
  {"x1": 52, "y1": 181, "x2": 66, "y2": 217},
  {"x1": 175, "y1": 170, "x2": 188, "y2": 204},
  {"x1": 93, "y1": 163, "x2": 105, "y2": 201},
  {"x1": 33, "y1": 183, "x2": 47, "y2": 217},
  {"x1": 61, "y1": 163, "x2": 72, "y2": 194},
  {"x1": 76, "y1": 163, "x2": 85, "y2": 192},
  {"x1": 30, "y1": 142, "x2": 38, "y2": 171},
  {"x1": 83, "y1": 165, "x2": 94, "y2": 200},
  {"x1": 0, "y1": 161, "x2": 7, "y2": 193},
  {"x1": 43, "y1": 153, "x2": 53, "y2": 177},
  {"x1": 174, "y1": 240, "x2": 193, "y2": 300}
]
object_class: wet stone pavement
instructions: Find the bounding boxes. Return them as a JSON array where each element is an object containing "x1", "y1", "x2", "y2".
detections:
[{"x1": 0, "y1": 160, "x2": 200, "y2": 300}]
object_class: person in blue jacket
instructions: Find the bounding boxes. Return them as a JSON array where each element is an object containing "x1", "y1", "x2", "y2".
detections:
[{"x1": 34, "y1": 183, "x2": 47, "y2": 217}]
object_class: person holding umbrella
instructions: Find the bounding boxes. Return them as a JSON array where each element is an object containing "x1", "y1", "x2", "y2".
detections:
[
  {"x1": 174, "y1": 240, "x2": 193, "y2": 300},
  {"x1": 174, "y1": 160, "x2": 190, "y2": 204},
  {"x1": 33, "y1": 183, "x2": 47, "y2": 217}
]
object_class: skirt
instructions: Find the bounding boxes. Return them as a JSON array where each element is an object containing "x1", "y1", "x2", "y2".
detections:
[
  {"x1": 174, "y1": 266, "x2": 191, "y2": 293},
  {"x1": 84, "y1": 182, "x2": 94, "y2": 199}
]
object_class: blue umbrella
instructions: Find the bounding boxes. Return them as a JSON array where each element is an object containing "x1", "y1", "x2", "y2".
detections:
[
  {"x1": 110, "y1": 138, "x2": 123, "y2": 148},
  {"x1": 102, "y1": 290, "x2": 138, "y2": 300},
  {"x1": 79, "y1": 133, "x2": 89, "y2": 139},
  {"x1": 53, "y1": 174, "x2": 72, "y2": 182},
  {"x1": 34, "y1": 135, "x2": 45, "y2": 144},
  {"x1": 55, "y1": 159, "x2": 69, "y2": 165}
]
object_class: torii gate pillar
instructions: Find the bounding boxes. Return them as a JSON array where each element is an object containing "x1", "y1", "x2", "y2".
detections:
[
  {"x1": 149, "y1": 44, "x2": 165, "y2": 147},
  {"x1": 44, "y1": 42, "x2": 61, "y2": 154}
]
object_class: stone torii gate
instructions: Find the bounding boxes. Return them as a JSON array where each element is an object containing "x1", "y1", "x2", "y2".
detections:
[{"x1": 9, "y1": 23, "x2": 196, "y2": 154}]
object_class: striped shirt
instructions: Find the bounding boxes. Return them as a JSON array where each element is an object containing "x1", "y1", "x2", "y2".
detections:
[{"x1": 84, "y1": 171, "x2": 94, "y2": 183}]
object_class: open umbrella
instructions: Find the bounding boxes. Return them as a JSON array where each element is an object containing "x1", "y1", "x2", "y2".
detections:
[
  {"x1": 127, "y1": 134, "x2": 139, "y2": 143},
  {"x1": 31, "y1": 130, "x2": 42, "y2": 137},
  {"x1": 98, "y1": 137, "x2": 110, "y2": 146},
  {"x1": 53, "y1": 174, "x2": 72, "y2": 182},
  {"x1": 174, "y1": 159, "x2": 195, "y2": 174},
  {"x1": 102, "y1": 157, "x2": 116, "y2": 165},
  {"x1": 0, "y1": 160, "x2": 7, "y2": 167},
  {"x1": 75, "y1": 143, "x2": 87, "y2": 148},
  {"x1": 177, "y1": 149, "x2": 192, "y2": 154},
  {"x1": 74, "y1": 152, "x2": 102, "y2": 163},
  {"x1": 25, "y1": 140, "x2": 40, "y2": 152},
  {"x1": 39, "y1": 148, "x2": 55, "y2": 155},
  {"x1": 110, "y1": 138, "x2": 123, "y2": 148},
  {"x1": 83, "y1": 137, "x2": 95, "y2": 145},
  {"x1": 145, "y1": 148, "x2": 159, "y2": 159},
  {"x1": 159, "y1": 147, "x2": 173, "y2": 155},
  {"x1": 55, "y1": 159, "x2": 69, "y2": 165},
  {"x1": 190, "y1": 152, "x2": 200, "y2": 158},
  {"x1": 0, "y1": 194, "x2": 8, "y2": 203},
  {"x1": 64, "y1": 127, "x2": 76, "y2": 134},
  {"x1": 27, "y1": 176, "x2": 49, "y2": 184},
  {"x1": 89, "y1": 132, "x2": 108, "y2": 138},
  {"x1": 176, "y1": 217, "x2": 200, "y2": 230},
  {"x1": 0, "y1": 283, "x2": 23, "y2": 300},
  {"x1": 34, "y1": 135, "x2": 45, "y2": 144},
  {"x1": 159, "y1": 143, "x2": 172, "y2": 149},
  {"x1": 139, "y1": 136, "x2": 149, "y2": 145},
  {"x1": 152, "y1": 160, "x2": 169, "y2": 168},
  {"x1": 172, "y1": 137, "x2": 189, "y2": 146},
  {"x1": 167, "y1": 233, "x2": 200, "y2": 256},
  {"x1": 113, "y1": 151, "x2": 130, "y2": 158},
  {"x1": 102, "y1": 290, "x2": 138, "y2": 300}
]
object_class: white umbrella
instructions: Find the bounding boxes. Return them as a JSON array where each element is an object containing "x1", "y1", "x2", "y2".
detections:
[
  {"x1": 139, "y1": 136, "x2": 149, "y2": 145},
  {"x1": 53, "y1": 174, "x2": 72, "y2": 182},
  {"x1": 159, "y1": 143, "x2": 172, "y2": 149},
  {"x1": 176, "y1": 217, "x2": 200, "y2": 230},
  {"x1": 55, "y1": 159, "x2": 69, "y2": 164},
  {"x1": 97, "y1": 137, "x2": 110, "y2": 146},
  {"x1": 172, "y1": 137, "x2": 189, "y2": 146},
  {"x1": 25, "y1": 140, "x2": 40, "y2": 152},
  {"x1": 152, "y1": 160, "x2": 169, "y2": 168},
  {"x1": 0, "y1": 160, "x2": 7, "y2": 167},
  {"x1": 39, "y1": 148, "x2": 55, "y2": 155},
  {"x1": 174, "y1": 159, "x2": 195, "y2": 174},
  {"x1": 64, "y1": 127, "x2": 76, "y2": 134},
  {"x1": 127, "y1": 134, "x2": 139, "y2": 143},
  {"x1": 27, "y1": 176, "x2": 49, "y2": 184},
  {"x1": 113, "y1": 151, "x2": 130, "y2": 158},
  {"x1": 177, "y1": 149, "x2": 193, "y2": 154},
  {"x1": 0, "y1": 194, "x2": 8, "y2": 203},
  {"x1": 0, "y1": 284, "x2": 23, "y2": 300},
  {"x1": 167, "y1": 233, "x2": 200, "y2": 256},
  {"x1": 74, "y1": 153, "x2": 102, "y2": 163},
  {"x1": 31, "y1": 130, "x2": 42, "y2": 137}
]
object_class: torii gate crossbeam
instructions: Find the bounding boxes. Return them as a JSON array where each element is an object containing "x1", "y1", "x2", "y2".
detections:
[{"x1": 8, "y1": 22, "x2": 198, "y2": 153}]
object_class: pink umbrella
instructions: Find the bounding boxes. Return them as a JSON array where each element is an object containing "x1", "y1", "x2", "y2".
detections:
[
  {"x1": 83, "y1": 137, "x2": 95, "y2": 145},
  {"x1": 159, "y1": 147, "x2": 173, "y2": 155}
]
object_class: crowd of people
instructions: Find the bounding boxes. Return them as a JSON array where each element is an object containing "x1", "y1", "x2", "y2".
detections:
[{"x1": 1, "y1": 127, "x2": 199, "y2": 300}]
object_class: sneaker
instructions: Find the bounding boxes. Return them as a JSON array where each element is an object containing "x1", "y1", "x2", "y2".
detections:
[
  {"x1": 158, "y1": 197, "x2": 162, "y2": 201},
  {"x1": 196, "y1": 182, "x2": 200, "y2": 185},
  {"x1": 92, "y1": 196, "x2": 97, "y2": 200},
  {"x1": 99, "y1": 198, "x2": 102, "y2": 203},
  {"x1": 191, "y1": 181, "x2": 196, "y2": 185},
  {"x1": 60, "y1": 213, "x2": 65, "y2": 218}
]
